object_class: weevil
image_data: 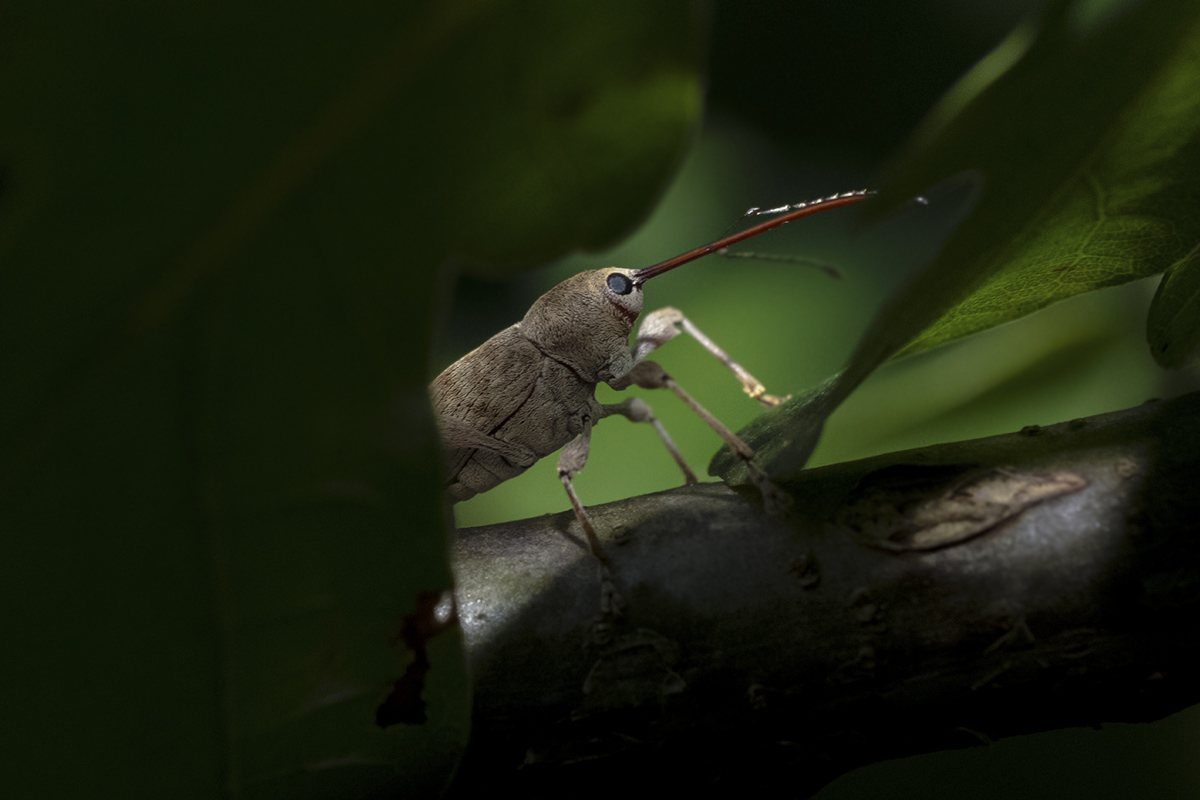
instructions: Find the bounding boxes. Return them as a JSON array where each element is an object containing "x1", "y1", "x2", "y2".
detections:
[{"x1": 431, "y1": 190, "x2": 872, "y2": 562}]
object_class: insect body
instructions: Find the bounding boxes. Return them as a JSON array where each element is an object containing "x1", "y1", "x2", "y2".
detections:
[{"x1": 431, "y1": 190, "x2": 873, "y2": 561}]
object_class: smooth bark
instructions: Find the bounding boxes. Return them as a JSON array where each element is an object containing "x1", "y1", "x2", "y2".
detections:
[{"x1": 447, "y1": 393, "x2": 1200, "y2": 796}]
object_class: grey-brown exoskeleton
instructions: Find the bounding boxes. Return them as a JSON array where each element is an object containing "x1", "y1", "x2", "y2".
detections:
[{"x1": 432, "y1": 190, "x2": 872, "y2": 563}]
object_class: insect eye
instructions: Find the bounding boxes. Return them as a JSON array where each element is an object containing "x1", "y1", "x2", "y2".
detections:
[{"x1": 606, "y1": 272, "x2": 633, "y2": 295}]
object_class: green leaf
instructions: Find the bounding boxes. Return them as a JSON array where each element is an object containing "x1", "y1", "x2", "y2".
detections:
[
  {"x1": 888, "y1": 0, "x2": 1200, "y2": 359},
  {"x1": 713, "y1": 0, "x2": 1200, "y2": 484},
  {"x1": 1, "y1": 1, "x2": 704, "y2": 797}
]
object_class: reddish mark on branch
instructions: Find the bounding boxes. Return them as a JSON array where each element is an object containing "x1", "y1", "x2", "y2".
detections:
[{"x1": 375, "y1": 589, "x2": 456, "y2": 728}]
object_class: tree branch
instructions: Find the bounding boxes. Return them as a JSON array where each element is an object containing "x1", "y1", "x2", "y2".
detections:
[{"x1": 447, "y1": 393, "x2": 1200, "y2": 797}]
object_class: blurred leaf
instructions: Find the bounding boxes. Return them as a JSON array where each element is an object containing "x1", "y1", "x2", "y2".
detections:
[
  {"x1": 411, "y1": 2, "x2": 707, "y2": 271},
  {"x1": 0, "y1": 1, "x2": 704, "y2": 797},
  {"x1": 1147, "y1": 250, "x2": 1200, "y2": 367},
  {"x1": 713, "y1": 0, "x2": 1200, "y2": 484},
  {"x1": 810, "y1": 279, "x2": 1160, "y2": 468}
]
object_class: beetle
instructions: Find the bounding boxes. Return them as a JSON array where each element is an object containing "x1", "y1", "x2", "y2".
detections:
[{"x1": 431, "y1": 190, "x2": 873, "y2": 562}]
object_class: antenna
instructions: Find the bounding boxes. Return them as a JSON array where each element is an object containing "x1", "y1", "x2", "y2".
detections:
[{"x1": 631, "y1": 189, "x2": 874, "y2": 285}]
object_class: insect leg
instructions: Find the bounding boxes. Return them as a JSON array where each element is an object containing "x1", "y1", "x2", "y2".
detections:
[
  {"x1": 600, "y1": 397, "x2": 698, "y2": 485},
  {"x1": 631, "y1": 307, "x2": 786, "y2": 408},
  {"x1": 620, "y1": 359, "x2": 792, "y2": 514},
  {"x1": 557, "y1": 424, "x2": 624, "y2": 617},
  {"x1": 556, "y1": 424, "x2": 608, "y2": 563}
]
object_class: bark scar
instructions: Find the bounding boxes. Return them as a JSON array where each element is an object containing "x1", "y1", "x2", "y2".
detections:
[{"x1": 839, "y1": 466, "x2": 1088, "y2": 552}]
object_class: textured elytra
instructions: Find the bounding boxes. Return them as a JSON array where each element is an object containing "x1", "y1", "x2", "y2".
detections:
[{"x1": 432, "y1": 268, "x2": 643, "y2": 500}]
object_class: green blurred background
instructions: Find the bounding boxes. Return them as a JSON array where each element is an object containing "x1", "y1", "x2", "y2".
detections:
[
  {"x1": 6, "y1": 0, "x2": 1191, "y2": 795},
  {"x1": 435, "y1": 0, "x2": 1200, "y2": 797}
]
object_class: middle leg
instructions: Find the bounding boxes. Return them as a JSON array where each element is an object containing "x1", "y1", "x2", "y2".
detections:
[
  {"x1": 616, "y1": 359, "x2": 792, "y2": 514},
  {"x1": 600, "y1": 396, "x2": 698, "y2": 486}
]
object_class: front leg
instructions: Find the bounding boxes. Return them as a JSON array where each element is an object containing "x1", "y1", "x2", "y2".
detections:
[{"x1": 628, "y1": 306, "x2": 787, "y2": 408}]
